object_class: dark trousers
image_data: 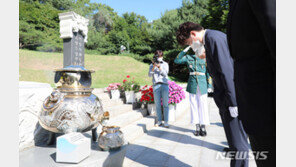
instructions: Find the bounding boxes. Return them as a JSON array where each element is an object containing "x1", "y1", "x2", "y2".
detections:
[
  {"x1": 219, "y1": 109, "x2": 250, "y2": 167},
  {"x1": 248, "y1": 135, "x2": 276, "y2": 167},
  {"x1": 233, "y1": 57, "x2": 275, "y2": 167},
  {"x1": 234, "y1": 56, "x2": 275, "y2": 136}
]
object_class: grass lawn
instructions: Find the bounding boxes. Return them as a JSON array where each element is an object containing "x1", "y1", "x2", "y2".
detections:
[{"x1": 20, "y1": 49, "x2": 183, "y2": 88}]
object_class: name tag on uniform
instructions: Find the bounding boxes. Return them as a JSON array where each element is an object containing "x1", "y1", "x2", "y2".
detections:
[{"x1": 189, "y1": 65, "x2": 193, "y2": 68}]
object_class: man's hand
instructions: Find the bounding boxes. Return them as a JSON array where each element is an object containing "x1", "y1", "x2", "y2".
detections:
[
  {"x1": 229, "y1": 106, "x2": 238, "y2": 118},
  {"x1": 183, "y1": 46, "x2": 191, "y2": 53}
]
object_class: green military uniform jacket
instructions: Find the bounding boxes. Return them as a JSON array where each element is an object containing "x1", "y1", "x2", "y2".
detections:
[{"x1": 174, "y1": 51, "x2": 212, "y2": 95}]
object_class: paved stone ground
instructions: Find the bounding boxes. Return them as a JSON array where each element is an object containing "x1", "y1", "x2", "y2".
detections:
[{"x1": 123, "y1": 98, "x2": 257, "y2": 167}]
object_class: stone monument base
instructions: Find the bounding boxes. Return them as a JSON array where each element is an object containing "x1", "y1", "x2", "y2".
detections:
[{"x1": 19, "y1": 133, "x2": 128, "y2": 167}]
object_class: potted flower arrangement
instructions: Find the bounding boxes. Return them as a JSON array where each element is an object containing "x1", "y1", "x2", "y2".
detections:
[
  {"x1": 139, "y1": 85, "x2": 155, "y2": 115},
  {"x1": 168, "y1": 81, "x2": 186, "y2": 121},
  {"x1": 121, "y1": 75, "x2": 140, "y2": 104},
  {"x1": 106, "y1": 83, "x2": 121, "y2": 99}
]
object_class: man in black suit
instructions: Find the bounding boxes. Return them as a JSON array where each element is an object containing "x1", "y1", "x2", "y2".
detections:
[
  {"x1": 176, "y1": 22, "x2": 250, "y2": 167},
  {"x1": 227, "y1": 0, "x2": 275, "y2": 166}
]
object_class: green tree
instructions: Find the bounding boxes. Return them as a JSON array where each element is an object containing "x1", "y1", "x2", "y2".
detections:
[
  {"x1": 106, "y1": 29, "x2": 130, "y2": 54},
  {"x1": 70, "y1": 0, "x2": 98, "y2": 18},
  {"x1": 148, "y1": 9, "x2": 182, "y2": 51},
  {"x1": 21, "y1": 0, "x2": 74, "y2": 10},
  {"x1": 109, "y1": 12, "x2": 151, "y2": 55},
  {"x1": 41, "y1": 0, "x2": 74, "y2": 10},
  {"x1": 202, "y1": 0, "x2": 229, "y2": 32},
  {"x1": 92, "y1": 4, "x2": 117, "y2": 33},
  {"x1": 19, "y1": 20, "x2": 46, "y2": 49},
  {"x1": 85, "y1": 25, "x2": 116, "y2": 54},
  {"x1": 19, "y1": 1, "x2": 62, "y2": 51},
  {"x1": 178, "y1": 0, "x2": 209, "y2": 23}
]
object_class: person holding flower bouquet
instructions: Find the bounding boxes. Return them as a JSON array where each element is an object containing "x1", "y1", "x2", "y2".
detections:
[
  {"x1": 174, "y1": 46, "x2": 212, "y2": 136},
  {"x1": 148, "y1": 50, "x2": 170, "y2": 128}
]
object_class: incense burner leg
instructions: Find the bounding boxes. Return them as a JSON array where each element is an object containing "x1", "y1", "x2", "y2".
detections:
[
  {"x1": 92, "y1": 128, "x2": 98, "y2": 141},
  {"x1": 47, "y1": 132, "x2": 56, "y2": 145}
]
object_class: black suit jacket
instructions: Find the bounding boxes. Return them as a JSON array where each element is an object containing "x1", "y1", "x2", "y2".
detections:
[
  {"x1": 227, "y1": 0, "x2": 275, "y2": 136},
  {"x1": 227, "y1": 0, "x2": 275, "y2": 66},
  {"x1": 204, "y1": 29, "x2": 237, "y2": 111}
]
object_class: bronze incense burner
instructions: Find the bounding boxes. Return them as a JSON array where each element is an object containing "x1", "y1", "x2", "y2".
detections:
[{"x1": 39, "y1": 66, "x2": 107, "y2": 134}]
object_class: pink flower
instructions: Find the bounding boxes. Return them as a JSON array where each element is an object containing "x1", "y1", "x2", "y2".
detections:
[
  {"x1": 107, "y1": 83, "x2": 121, "y2": 91},
  {"x1": 168, "y1": 81, "x2": 185, "y2": 105}
]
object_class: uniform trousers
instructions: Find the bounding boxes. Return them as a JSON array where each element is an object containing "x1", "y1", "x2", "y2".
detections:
[{"x1": 189, "y1": 85, "x2": 210, "y2": 125}]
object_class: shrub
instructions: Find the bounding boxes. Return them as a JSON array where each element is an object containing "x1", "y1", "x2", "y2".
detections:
[
  {"x1": 142, "y1": 53, "x2": 154, "y2": 64},
  {"x1": 36, "y1": 42, "x2": 62, "y2": 52},
  {"x1": 163, "y1": 49, "x2": 189, "y2": 82},
  {"x1": 119, "y1": 52, "x2": 144, "y2": 62},
  {"x1": 132, "y1": 45, "x2": 152, "y2": 56}
]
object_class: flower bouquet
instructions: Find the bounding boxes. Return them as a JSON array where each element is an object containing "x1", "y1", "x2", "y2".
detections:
[
  {"x1": 106, "y1": 83, "x2": 121, "y2": 99},
  {"x1": 167, "y1": 81, "x2": 186, "y2": 121},
  {"x1": 140, "y1": 85, "x2": 155, "y2": 115},
  {"x1": 168, "y1": 81, "x2": 186, "y2": 105},
  {"x1": 121, "y1": 75, "x2": 140, "y2": 103}
]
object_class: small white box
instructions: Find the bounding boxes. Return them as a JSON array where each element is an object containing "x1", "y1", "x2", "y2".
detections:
[{"x1": 56, "y1": 132, "x2": 91, "y2": 163}]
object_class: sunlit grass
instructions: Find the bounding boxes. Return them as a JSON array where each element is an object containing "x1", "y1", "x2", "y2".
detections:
[{"x1": 19, "y1": 49, "x2": 154, "y2": 88}]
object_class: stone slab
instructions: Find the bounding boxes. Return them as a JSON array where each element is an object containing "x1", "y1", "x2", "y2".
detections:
[{"x1": 20, "y1": 136, "x2": 128, "y2": 167}]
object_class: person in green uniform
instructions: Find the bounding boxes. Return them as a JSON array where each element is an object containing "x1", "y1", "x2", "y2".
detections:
[{"x1": 174, "y1": 46, "x2": 213, "y2": 136}]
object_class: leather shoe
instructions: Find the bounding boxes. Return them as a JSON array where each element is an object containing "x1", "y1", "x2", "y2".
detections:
[
  {"x1": 193, "y1": 130, "x2": 200, "y2": 136},
  {"x1": 200, "y1": 129, "x2": 207, "y2": 136}
]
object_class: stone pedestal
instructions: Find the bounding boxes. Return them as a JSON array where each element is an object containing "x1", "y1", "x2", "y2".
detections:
[
  {"x1": 19, "y1": 81, "x2": 53, "y2": 151},
  {"x1": 20, "y1": 132, "x2": 128, "y2": 167}
]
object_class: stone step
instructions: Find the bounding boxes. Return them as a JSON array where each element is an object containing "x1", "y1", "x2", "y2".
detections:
[
  {"x1": 121, "y1": 93, "x2": 190, "y2": 143},
  {"x1": 94, "y1": 88, "x2": 190, "y2": 145},
  {"x1": 95, "y1": 92, "x2": 111, "y2": 101},
  {"x1": 92, "y1": 88, "x2": 105, "y2": 95},
  {"x1": 121, "y1": 116, "x2": 156, "y2": 143},
  {"x1": 101, "y1": 98, "x2": 125, "y2": 108},
  {"x1": 104, "y1": 104, "x2": 134, "y2": 118},
  {"x1": 106, "y1": 108, "x2": 148, "y2": 128}
]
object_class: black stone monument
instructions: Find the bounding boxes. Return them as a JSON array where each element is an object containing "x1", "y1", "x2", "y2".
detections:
[{"x1": 63, "y1": 31, "x2": 85, "y2": 67}]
